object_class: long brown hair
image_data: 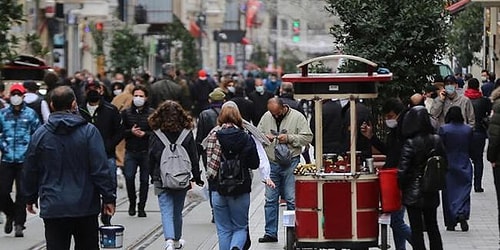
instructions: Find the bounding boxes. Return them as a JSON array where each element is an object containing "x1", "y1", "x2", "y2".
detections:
[
  {"x1": 217, "y1": 105, "x2": 243, "y2": 128},
  {"x1": 148, "y1": 100, "x2": 193, "y2": 132}
]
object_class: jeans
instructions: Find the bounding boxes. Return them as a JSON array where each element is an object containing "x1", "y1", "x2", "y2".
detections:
[
  {"x1": 391, "y1": 206, "x2": 412, "y2": 250},
  {"x1": 0, "y1": 162, "x2": 26, "y2": 227},
  {"x1": 124, "y1": 151, "x2": 150, "y2": 208},
  {"x1": 407, "y1": 205, "x2": 443, "y2": 250},
  {"x1": 264, "y1": 156, "x2": 300, "y2": 238},
  {"x1": 44, "y1": 215, "x2": 99, "y2": 250},
  {"x1": 471, "y1": 131, "x2": 487, "y2": 189},
  {"x1": 212, "y1": 191, "x2": 250, "y2": 250},
  {"x1": 158, "y1": 189, "x2": 187, "y2": 240}
]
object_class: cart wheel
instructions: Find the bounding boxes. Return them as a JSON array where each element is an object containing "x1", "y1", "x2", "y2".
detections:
[{"x1": 285, "y1": 227, "x2": 296, "y2": 250}]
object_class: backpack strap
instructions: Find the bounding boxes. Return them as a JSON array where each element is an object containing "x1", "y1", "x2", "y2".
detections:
[
  {"x1": 153, "y1": 129, "x2": 172, "y2": 146},
  {"x1": 175, "y1": 129, "x2": 190, "y2": 145}
]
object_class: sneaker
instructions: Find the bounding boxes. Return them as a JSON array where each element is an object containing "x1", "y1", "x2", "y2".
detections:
[
  {"x1": 258, "y1": 234, "x2": 278, "y2": 243},
  {"x1": 165, "y1": 239, "x2": 175, "y2": 250},
  {"x1": 174, "y1": 239, "x2": 185, "y2": 249},
  {"x1": 117, "y1": 168, "x2": 125, "y2": 189},
  {"x1": 4, "y1": 216, "x2": 13, "y2": 234},
  {"x1": 475, "y1": 187, "x2": 484, "y2": 193},
  {"x1": 14, "y1": 225, "x2": 24, "y2": 237}
]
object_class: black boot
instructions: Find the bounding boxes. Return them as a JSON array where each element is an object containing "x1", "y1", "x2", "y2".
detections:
[
  {"x1": 137, "y1": 203, "x2": 146, "y2": 217},
  {"x1": 128, "y1": 202, "x2": 136, "y2": 216}
]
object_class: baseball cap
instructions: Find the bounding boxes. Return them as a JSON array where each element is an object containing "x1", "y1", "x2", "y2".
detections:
[{"x1": 10, "y1": 83, "x2": 26, "y2": 95}]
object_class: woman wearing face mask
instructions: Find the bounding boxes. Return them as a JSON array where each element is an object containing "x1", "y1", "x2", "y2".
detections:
[
  {"x1": 111, "y1": 82, "x2": 125, "y2": 98},
  {"x1": 120, "y1": 85, "x2": 155, "y2": 217}
]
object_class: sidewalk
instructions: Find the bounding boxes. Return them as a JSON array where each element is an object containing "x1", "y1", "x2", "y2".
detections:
[{"x1": 2, "y1": 154, "x2": 499, "y2": 249}]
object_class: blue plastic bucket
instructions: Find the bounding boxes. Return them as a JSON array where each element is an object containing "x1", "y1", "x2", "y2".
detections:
[{"x1": 99, "y1": 225, "x2": 125, "y2": 248}]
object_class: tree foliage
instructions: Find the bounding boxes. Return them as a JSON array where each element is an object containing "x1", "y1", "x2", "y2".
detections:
[
  {"x1": 325, "y1": 0, "x2": 449, "y2": 101},
  {"x1": 0, "y1": 0, "x2": 25, "y2": 65},
  {"x1": 109, "y1": 27, "x2": 146, "y2": 75},
  {"x1": 447, "y1": 3, "x2": 483, "y2": 69},
  {"x1": 163, "y1": 16, "x2": 199, "y2": 75}
]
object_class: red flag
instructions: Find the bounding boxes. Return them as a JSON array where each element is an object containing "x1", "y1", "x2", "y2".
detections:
[
  {"x1": 189, "y1": 20, "x2": 201, "y2": 38},
  {"x1": 246, "y1": 0, "x2": 260, "y2": 28}
]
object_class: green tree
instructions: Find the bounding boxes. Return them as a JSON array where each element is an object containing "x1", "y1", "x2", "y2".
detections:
[
  {"x1": 448, "y1": 3, "x2": 483, "y2": 69},
  {"x1": 109, "y1": 27, "x2": 146, "y2": 75},
  {"x1": 326, "y1": 0, "x2": 449, "y2": 101},
  {"x1": 163, "y1": 16, "x2": 199, "y2": 75},
  {"x1": 250, "y1": 45, "x2": 268, "y2": 69},
  {"x1": 0, "y1": 1, "x2": 24, "y2": 64},
  {"x1": 24, "y1": 33, "x2": 50, "y2": 57}
]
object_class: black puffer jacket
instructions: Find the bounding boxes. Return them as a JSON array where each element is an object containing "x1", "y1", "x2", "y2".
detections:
[
  {"x1": 121, "y1": 104, "x2": 155, "y2": 152},
  {"x1": 488, "y1": 87, "x2": 500, "y2": 165},
  {"x1": 215, "y1": 126, "x2": 259, "y2": 195},
  {"x1": 398, "y1": 106, "x2": 446, "y2": 208}
]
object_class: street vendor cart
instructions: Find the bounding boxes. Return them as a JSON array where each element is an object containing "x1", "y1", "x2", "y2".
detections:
[{"x1": 281, "y1": 55, "x2": 392, "y2": 249}]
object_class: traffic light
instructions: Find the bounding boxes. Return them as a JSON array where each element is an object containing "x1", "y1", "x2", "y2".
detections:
[{"x1": 292, "y1": 19, "x2": 300, "y2": 42}]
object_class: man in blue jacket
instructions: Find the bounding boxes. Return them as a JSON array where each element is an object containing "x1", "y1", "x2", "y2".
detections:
[
  {"x1": 23, "y1": 86, "x2": 116, "y2": 250},
  {"x1": 0, "y1": 83, "x2": 40, "y2": 237}
]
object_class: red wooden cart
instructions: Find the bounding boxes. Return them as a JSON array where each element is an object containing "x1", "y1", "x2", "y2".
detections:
[{"x1": 281, "y1": 55, "x2": 392, "y2": 249}]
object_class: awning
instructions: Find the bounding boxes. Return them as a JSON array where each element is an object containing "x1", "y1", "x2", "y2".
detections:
[{"x1": 446, "y1": 0, "x2": 471, "y2": 14}]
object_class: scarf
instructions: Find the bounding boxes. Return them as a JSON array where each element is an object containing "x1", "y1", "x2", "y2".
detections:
[{"x1": 464, "y1": 88, "x2": 482, "y2": 100}]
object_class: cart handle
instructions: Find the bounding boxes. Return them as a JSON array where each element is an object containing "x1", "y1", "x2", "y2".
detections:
[{"x1": 296, "y1": 54, "x2": 378, "y2": 77}]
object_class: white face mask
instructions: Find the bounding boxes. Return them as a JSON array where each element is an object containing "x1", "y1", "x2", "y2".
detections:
[
  {"x1": 113, "y1": 89, "x2": 122, "y2": 96},
  {"x1": 255, "y1": 86, "x2": 264, "y2": 93},
  {"x1": 481, "y1": 76, "x2": 487, "y2": 82},
  {"x1": 445, "y1": 85, "x2": 455, "y2": 95},
  {"x1": 385, "y1": 119, "x2": 398, "y2": 128},
  {"x1": 227, "y1": 86, "x2": 235, "y2": 93},
  {"x1": 133, "y1": 97, "x2": 145, "y2": 107},
  {"x1": 10, "y1": 95, "x2": 23, "y2": 106}
]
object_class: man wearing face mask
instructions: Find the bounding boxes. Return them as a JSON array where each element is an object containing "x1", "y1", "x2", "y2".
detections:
[
  {"x1": 248, "y1": 78, "x2": 274, "y2": 125},
  {"x1": 361, "y1": 98, "x2": 413, "y2": 250},
  {"x1": 480, "y1": 70, "x2": 495, "y2": 98},
  {"x1": 79, "y1": 81, "x2": 123, "y2": 224},
  {"x1": 430, "y1": 75, "x2": 475, "y2": 127},
  {"x1": 120, "y1": 85, "x2": 154, "y2": 217},
  {"x1": 0, "y1": 83, "x2": 41, "y2": 237}
]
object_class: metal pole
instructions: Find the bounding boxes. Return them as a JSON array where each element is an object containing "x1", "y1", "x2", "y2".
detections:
[{"x1": 216, "y1": 31, "x2": 220, "y2": 70}]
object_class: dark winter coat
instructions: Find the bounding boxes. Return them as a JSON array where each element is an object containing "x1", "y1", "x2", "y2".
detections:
[
  {"x1": 22, "y1": 112, "x2": 116, "y2": 218},
  {"x1": 215, "y1": 126, "x2": 259, "y2": 195},
  {"x1": 469, "y1": 96, "x2": 491, "y2": 133},
  {"x1": 248, "y1": 91, "x2": 274, "y2": 125},
  {"x1": 79, "y1": 99, "x2": 123, "y2": 158},
  {"x1": 488, "y1": 87, "x2": 500, "y2": 165},
  {"x1": 398, "y1": 107, "x2": 446, "y2": 208},
  {"x1": 310, "y1": 100, "x2": 343, "y2": 154},
  {"x1": 149, "y1": 76, "x2": 183, "y2": 109},
  {"x1": 121, "y1": 104, "x2": 155, "y2": 152},
  {"x1": 230, "y1": 96, "x2": 255, "y2": 122}
]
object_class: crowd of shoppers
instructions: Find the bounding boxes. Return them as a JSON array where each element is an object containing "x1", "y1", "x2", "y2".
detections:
[{"x1": 1, "y1": 64, "x2": 500, "y2": 250}]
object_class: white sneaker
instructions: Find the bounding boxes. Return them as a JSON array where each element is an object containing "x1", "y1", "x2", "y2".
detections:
[
  {"x1": 174, "y1": 239, "x2": 185, "y2": 249},
  {"x1": 165, "y1": 239, "x2": 175, "y2": 250}
]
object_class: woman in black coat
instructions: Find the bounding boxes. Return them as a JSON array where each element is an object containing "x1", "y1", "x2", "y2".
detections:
[{"x1": 398, "y1": 106, "x2": 446, "y2": 250}]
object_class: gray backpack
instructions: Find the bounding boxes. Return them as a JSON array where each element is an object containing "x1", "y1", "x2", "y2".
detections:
[{"x1": 154, "y1": 129, "x2": 192, "y2": 190}]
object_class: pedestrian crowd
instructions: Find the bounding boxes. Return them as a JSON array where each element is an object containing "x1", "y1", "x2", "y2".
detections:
[{"x1": 0, "y1": 63, "x2": 499, "y2": 250}]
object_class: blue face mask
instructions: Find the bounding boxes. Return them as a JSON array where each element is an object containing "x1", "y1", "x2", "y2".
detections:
[{"x1": 445, "y1": 85, "x2": 455, "y2": 95}]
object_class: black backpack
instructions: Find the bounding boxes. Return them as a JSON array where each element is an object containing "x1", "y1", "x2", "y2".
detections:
[
  {"x1": 421, "y1": 149, "x2": 448, "y2": 192},
  {"x1": 217, "y1": 152, "x2": 246, "y2": 196},
  {"x1": 26, "y1": 95, "x2": 44, "y2": 123}
]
